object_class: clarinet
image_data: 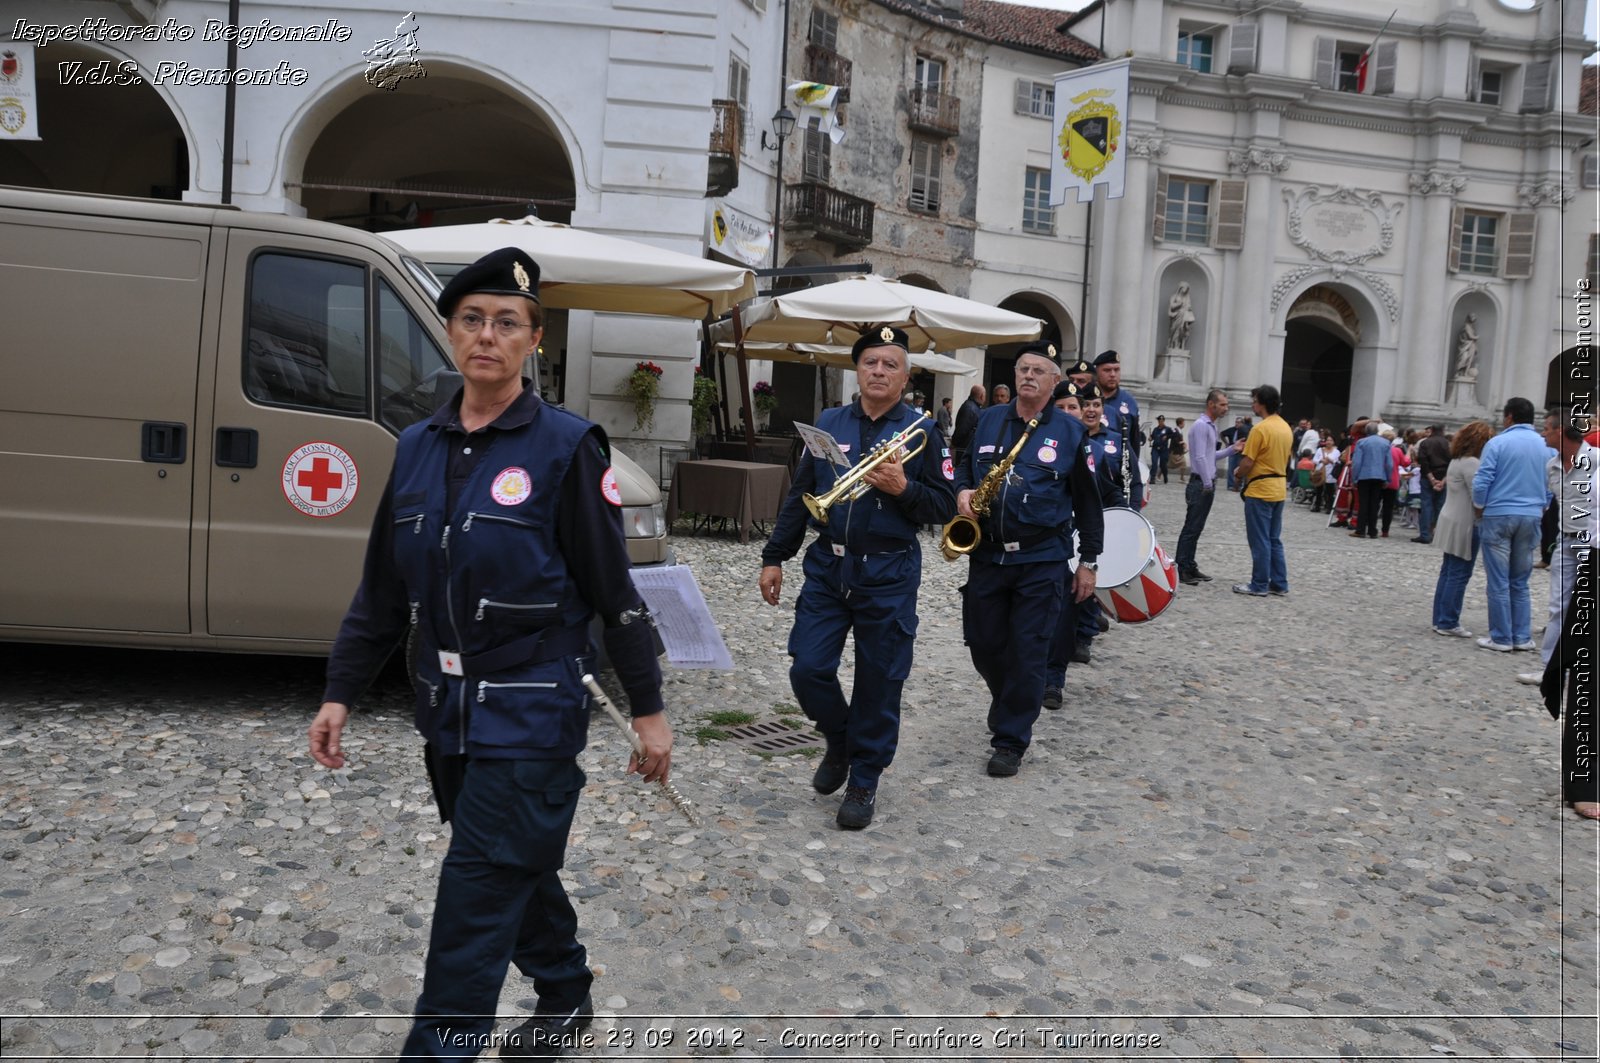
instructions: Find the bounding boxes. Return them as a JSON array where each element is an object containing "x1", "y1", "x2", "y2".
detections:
[{"x1": 581, "y1": 674, "x2": 699, "y2": 827}]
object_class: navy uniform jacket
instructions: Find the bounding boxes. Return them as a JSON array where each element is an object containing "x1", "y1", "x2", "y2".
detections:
[
  {"x1": 324, "y1": 386, "x2": 662, "y2": 760},
  {"x1": 1085, "y1": 424, "x2": 1128, "y2": 508},
  {"x1": 764, "y1": 399, "x2": 956, "y2": 564},
  {"x1": 954, "y1": 401, "x2": 1104, "y2": 566},
  {"x1": 1100, "y1": 388, "x2": 1142, "y2": 480}
]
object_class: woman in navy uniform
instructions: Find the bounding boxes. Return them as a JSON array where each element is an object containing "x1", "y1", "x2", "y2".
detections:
[
  {"x1": 955, "y1": 343, "x2": 1103, "y2": 776},
  {"x1": 760, "y1": 327, "x2": 956, "y2": 830},
  {"x1": 309, "y1": 247, "x2": 672, "y2": 1062}
]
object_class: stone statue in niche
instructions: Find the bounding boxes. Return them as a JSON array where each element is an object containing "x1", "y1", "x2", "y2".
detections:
[
  {"x1": 1453, "y1": 314, "x2": 1478, "y2": 380},
  {"x1": 1167, "y1": 282, "x2": 1196, "y2": 350}
]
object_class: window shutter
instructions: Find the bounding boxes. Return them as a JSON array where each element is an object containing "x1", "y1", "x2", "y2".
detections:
[
  {"x1": 1503, "y1": 212, "x2": 1536, "y2": 279},
  {"x1": 1214, "y1": 180, "x2": 1247, "y2": 249},
  {"x1": 1314, "y1": 38, "x2": 1336, "y2": 90},
  {"x1": 1372, "y1": 41, "x2": 1397, "y2": 96},
  {"x1": 1520, "y1": 60, "x2": 1552, "y2": 113},
  {"x1": 1015, "y1": 78, "x2": 1030, "y2": 115},
  {"x1": 1446, "y1": 205, "x2": 1464, "y2": 273},
  {"x1": 1466, "y1": 53, "x2": 1480, "y2": 100},
  {"x1": 1227, "y1": 23, "x2": 1258, "y2": 74},
  {"x1": 1152, "y1": 174, "x2": 1168, "y2": 242},
  {"x1": 1583, "y1": 154, "x2": 1599, "y2": 190}
]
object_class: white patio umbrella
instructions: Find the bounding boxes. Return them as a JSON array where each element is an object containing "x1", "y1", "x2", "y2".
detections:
[
  {"x1": 381, "y1": 216, "x2": 756, "y2": 319},
  {"x1": 711, "y1": 275, "x2": 1043, "y2": 350},
  {"x1": 718, "y1": 341, "x2": 977, "y2": 375}
]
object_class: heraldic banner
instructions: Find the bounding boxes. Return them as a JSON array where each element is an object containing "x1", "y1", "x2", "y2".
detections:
[
  {"x1": 0, "y1": 43, "x2": 41, "y2": 141},
  {"x1": 1050, "y1": 58, "x2": 1130, "y2": 205},
  {"x1": 707, "y1": 199, "x2": 772, "y2": 268}
]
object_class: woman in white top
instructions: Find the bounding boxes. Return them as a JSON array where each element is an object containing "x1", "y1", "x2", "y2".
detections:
[{"x1": 1310, "y1": 437, "x2": 1340, "y2": 513}]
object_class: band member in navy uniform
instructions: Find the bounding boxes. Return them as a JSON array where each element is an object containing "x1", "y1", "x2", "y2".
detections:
[
  {"x1": 1094, "y1": 350, "x2": 1144, "y2": 510},
  {"x1": 1067, "y1": 382, "x2": 1127, "y2": 663},
  {"x1": 310, "y1": 248, "x2": 673, "y2": 1061},
  {"x1": 955, "y1": 343, "x2": 1104, "y2": 776},
  {"x1": 760, "y1": 326, "x2": 957, "y2": 830}
]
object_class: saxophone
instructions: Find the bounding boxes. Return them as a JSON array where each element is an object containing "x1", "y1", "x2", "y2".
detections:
[{"x1": 940, "y1": 416, "x2": 1040, "y2": 561}]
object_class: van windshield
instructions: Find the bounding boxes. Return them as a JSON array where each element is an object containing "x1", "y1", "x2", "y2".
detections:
[{"x1": 401, "y1": 255, "x2": 444, "y2": 302}]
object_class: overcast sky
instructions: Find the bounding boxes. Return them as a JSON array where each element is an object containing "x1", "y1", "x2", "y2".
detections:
[{"x1": 999, "y1": 0, "x2": 1600, "y2": 62}]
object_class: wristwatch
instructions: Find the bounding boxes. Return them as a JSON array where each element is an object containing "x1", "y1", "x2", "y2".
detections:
[{"x1": 1080, "y1": 559, "x2": 1099, "y2": 572}]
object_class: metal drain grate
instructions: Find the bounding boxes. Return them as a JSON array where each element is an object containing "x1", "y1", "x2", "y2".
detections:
[{"x1": 721, "y1": 720, "x2": 824, "y2": 752}]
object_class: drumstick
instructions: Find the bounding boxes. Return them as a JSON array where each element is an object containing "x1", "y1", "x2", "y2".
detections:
[{"x1": 581, "y1": 673, "x2": 699, "y2": 827}]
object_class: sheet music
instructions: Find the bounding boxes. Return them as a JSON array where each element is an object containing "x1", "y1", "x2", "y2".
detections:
[
  {"x1": 627, "y1": 564, "x2": 735, "y2": 670},
  {"x1": 793, "y1": 421, "x2": 848, "y2": 467}
]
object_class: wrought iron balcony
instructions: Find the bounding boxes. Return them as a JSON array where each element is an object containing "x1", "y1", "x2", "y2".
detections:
[
  {"x1": 908, "y1": 86, "x2": 959, "y2": 137},
  {"x1": 804, "y1": 43, "x2": 852, "y2": 99},
  {"x1": 707, "y1": 98, "x2": 741, "y2": 197},
  {"x1": 783, "y1": 180, "x2": 874, "y2": 250}
]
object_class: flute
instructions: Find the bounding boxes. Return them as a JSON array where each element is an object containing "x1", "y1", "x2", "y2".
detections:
[{"x1": 581, "y1": 674, "x2": 699, "y2": 827}]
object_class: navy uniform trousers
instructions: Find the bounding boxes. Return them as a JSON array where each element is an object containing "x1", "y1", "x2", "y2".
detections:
[
  {"x1": 1044, "y1": 581, "x2": 1080, "y2": 692},
  {"x1": 789, "y1": 541, "x2": 919, "y2": 789},
  {"x1": 400, "y1": 756, "x2": 591, "y2": 1061},
  {"x1": 963, "y1": 554, "x2": 1067, "y2": 753}
]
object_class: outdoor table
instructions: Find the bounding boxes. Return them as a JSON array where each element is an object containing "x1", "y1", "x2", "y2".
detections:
[
  {"x1": 708, "y1": 436, "x2": 798, "y2": 468},
  {"x1": 667, "y1": 459, "x2": 792, "y2": 543}
]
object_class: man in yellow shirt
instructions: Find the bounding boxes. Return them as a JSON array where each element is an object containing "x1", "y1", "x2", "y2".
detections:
[{"x1": 1231, "y1": 384, "x2": 1294, "y2": 597}]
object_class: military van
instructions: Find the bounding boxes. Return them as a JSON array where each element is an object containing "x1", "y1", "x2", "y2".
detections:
[{"x1": 0, "y1": 185, "x2": 670, "y2": 654}]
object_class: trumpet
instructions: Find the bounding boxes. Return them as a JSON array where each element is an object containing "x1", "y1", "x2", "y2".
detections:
[
  {"x1": 803, "y1": 413, "x2": 931, "y2": 524},
  {"x1": 940, "y1": 415, "x2": 1040, "y2": 561}
]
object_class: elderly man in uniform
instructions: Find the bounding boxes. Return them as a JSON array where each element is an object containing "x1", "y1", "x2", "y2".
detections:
[
  {"x1": 956, "y1": 342, "x2": 1104, "y2": 776},
  {"x1": 1094, "y1": 350, "x2": 1144, "y2": 510},
  {"x1": 760, "y1": 326, "x2": 957, "y2": 829},
  {"x1": 309, "y1": 248, "x2": 673, "y2": 1061}
]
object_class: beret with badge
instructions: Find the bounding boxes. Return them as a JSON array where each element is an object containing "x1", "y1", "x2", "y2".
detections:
[
  {"x1": 850, "y1": 324, "x2": 911, "y2": 363},
  {"x1": 435, "y1": 246, "x2": 542, "y2": 317},
  {"x1": 1064, "y1": 358, "x2": 1093, "y2": 377},
  {"x1": 1092, "y1": 349, "x2": 1120, "y2": 367},
  {"x1": 1014, "y1": 340, "x2": 1060, "y2": 365}
]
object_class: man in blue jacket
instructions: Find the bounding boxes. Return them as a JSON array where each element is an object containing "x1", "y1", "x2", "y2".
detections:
[
  {"x1": 1348, "y1": 422, "x2": 1395, "y2": 539},
  {"x1": 1472, "y1": 396, "x2": 1552, "y2": 652},
  {"x1": 760, "y1": 326, "x2": 957, "y2": 829},
  {"x1": 956, "y1": 343, "x2": 1104, "y2": 776}
]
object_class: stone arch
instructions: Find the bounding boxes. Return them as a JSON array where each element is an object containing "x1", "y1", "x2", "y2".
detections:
[
  {"x1": 278, "y1": 60, "x2": 581, "y2": 226},
  {"x1": 0, "y1": 41, "x2": 192, "y2": 198},
  {"x1": 1275, "y1": 275, "x2": 1391, "y2": 428},
  {"x1": 1545, "y1": 346, "x2": 1597, "y2": 418}
]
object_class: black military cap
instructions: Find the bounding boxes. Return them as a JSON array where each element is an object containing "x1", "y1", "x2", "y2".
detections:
[
  {"x1": 1065, "y1": 358, "x2": 1093, "y2": 377},
  {"x1": 851, "y1": 324, "x2": 911, "y2": 363},
  {"x1": 1076, "y1": 382, "x2": 1102, "y2": 401},
  {"x1": 1093, "y1": 349, "x2": 1120, "y2": 367},
  {"x1": 435, "y1": 246, "x2": 542, "y2": 317},
  {"x1": 1050, "y1": 380, "x2": 1080, "y2": 403},
  {"x1": 1014, "y1": 340, "x2": 1060, "y2": 365}
]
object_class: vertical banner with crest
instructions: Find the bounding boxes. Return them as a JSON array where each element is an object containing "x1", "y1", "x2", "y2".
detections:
[
  {"x1": 0, "y1": 43, "x2": 41, "y2": 140},
  {"x1": 1050, "y1": 58, "x2": 1130, "y2": 205}
]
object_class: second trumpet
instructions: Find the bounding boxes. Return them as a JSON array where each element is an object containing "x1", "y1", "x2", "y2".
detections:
[{"x1": 803, "y1": 412, "x2": 932, "y2": 524}]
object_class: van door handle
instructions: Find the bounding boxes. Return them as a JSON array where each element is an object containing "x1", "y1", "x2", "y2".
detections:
[
  {"x1": 141, "y1": 421, "x2": 188, "y2": 464},
  {"x1": 215, "y1": 427, "x2": 259, "y2": 469}
]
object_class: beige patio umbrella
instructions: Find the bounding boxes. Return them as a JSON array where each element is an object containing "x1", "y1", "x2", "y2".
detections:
[
  {"x1": 718, "y1": 341, "x2": 977, "y2": 375},
  {"x1": 381, "y1": 216, "x2": 756, "y2": 318}
]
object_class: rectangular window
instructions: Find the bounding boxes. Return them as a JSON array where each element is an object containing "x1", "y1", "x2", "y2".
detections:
[
  {"x1": 802, "y1": 121, "x2": 831, "y2": 182},
  {"x1": 246, "y1": 253, "x2": 368, "y2": 416},
  {"x1": 377, "y1": 279, "x2": 453, "y2": 432},
  {"x1": 1336, "y1": 49, "x2": 1363, "y2": 92},
  {"x1": 1023, "y1": 168, "x2": 1053, "y2": 234},
  {"x1": 1013, "y1": 79, "x2": 1053, "y2": 118},
  {"x1": 910, "y1": 137, "x2": 941, "y2": 213},
  {"x1": 915, "y1": 55, "x2": 945, "y2": 95},
  {"x1": 1459, "y1": 211, "x2": 1499, "y2": 275},
  {"x1": 809, "y1": 9, "x2": 838, "y2": 51},
  {"x1": 1164, "y1": 178, "x2": 1211, "y2": 245},
  {"x1": 1177, "y1": 31, "x2": 1213, "y2": 73},
  {"x1": 728, "y1": 55, "x2": 750, "y2": 152},
  {"x1": 1478, "y1": 68, "x2": 1503, "y2": 106}
]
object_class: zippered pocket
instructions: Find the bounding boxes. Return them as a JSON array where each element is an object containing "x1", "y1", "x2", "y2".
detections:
[
  {"x1": 475, "y1": 599, "x2": 558, "y2": 621},
  {"x1": 394, "y1": 513, "x2": 426, "y2": 534},
  {"x1": 461, "y1": 510, "x2": 538, "y2": 533},
  {"x1": 476, "y1": 679, "x2": 558, "y2": 703}
]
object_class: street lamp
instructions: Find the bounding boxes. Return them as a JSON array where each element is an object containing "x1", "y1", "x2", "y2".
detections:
[{"x1": 761, "y1": 106, "x2": 796, "y2": 269}]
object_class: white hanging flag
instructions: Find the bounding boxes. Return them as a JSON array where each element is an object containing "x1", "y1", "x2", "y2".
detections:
[
  {"x1": 0, "y1": 43, "x2": 41, "y2": 141},
  {"x1": 1051, "y1": 58, "x2": 1131, "y2": 205},
  {"x1": 707, "y1": 199, "x2": 772, "y2": 267},
  {"x1": 788, "y1": 81, "x2": 848, "y2": 144}
]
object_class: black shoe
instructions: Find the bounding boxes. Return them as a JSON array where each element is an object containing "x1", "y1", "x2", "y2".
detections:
[
  {"x1": 1410, "y1": 536, "x2": 1430, "y2": 544},
  {"x1": 1191, "y1": 568, "x2": 1214, "y2": 582},
  {"x1": 503, "y1": 996, "x2": 594, "y2": 1061},
  {"x1": 812, "y1": 743, "x2": 848, "y2": 795},
  {"x1": 1095, "y1": 612, "x2": 1111, "y2": 633},
  {"x1": 1072, "y1": 644, "x2": 1091, "y2": 665},
  {"x1": 1179, "y1": 570, "x2": 1202, "y2": 586},
  {"x1": 987, "y1": 748, "x2": 1023, "y2": 776},
  {"x1": 836, "y1": 785, "x2": 876, "y2": 829},
  {"x1": 1042, "y1": 687, "x2": 1063, "y2": 711}
]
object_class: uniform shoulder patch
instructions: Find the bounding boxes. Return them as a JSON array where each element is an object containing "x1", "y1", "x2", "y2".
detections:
[{"x1": 600, "y1": 466, "x2": 623, "y2": 506}]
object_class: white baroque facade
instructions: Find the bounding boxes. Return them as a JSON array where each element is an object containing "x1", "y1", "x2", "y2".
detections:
[{"x1": 1063, "y1": 0, "x2": 1594, "y2": 428}]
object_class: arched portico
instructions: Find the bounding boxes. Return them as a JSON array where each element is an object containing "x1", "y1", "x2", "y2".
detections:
[{"x1": 1274, "y1": 276, "x2": 1394, "y2": 426}]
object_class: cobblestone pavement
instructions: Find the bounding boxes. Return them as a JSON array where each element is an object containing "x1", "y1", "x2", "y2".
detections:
[{"x1": 1, "y1": 483, "x2": 1596, "y2": 1061}]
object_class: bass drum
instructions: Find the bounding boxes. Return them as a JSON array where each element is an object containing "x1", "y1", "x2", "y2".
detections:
[{"x1": 1072, "y1": 506, "x2": 1178, "y2": 624}]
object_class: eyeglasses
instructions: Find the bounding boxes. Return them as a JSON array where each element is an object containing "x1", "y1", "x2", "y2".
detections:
[{"x1": 452, "y1": 312, "x2": 535, "y2": 336}]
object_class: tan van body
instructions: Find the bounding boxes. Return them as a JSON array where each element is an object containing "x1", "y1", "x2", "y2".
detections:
[{"x1": 0, "y1": 186, "x2": 668, "y2": 654}]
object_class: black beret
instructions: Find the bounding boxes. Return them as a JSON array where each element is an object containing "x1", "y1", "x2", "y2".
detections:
[
  {"x1": 851, "y1": 325, "x2": 910, "y2": 363},
  {"x1": 1050, "y1": 380, "x2": 1078, "y2": 403},
  {"x1": 1093, "y1": 349, "x2": 1120, "y2": 367},
  {"x1": 1076, "y1": 382, "x2": 1102, "y2": 401},
  {"x1": 1015, "y1": 340, "x2": 1061, "y2": 365},
  {"x1": 436, "y1": 247, "x2": 541, "y2": 317},
  {"x1": 1065, "y1": 359, "x2": 1093, "y2": 377}
]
